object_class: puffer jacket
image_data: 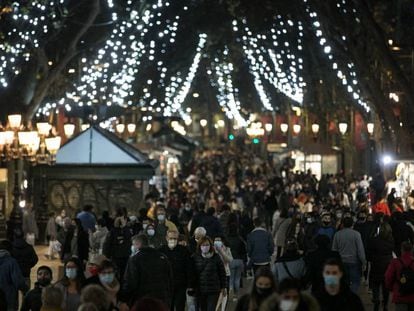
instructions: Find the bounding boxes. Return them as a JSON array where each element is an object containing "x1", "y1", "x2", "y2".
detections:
[
  {"x1": 192, "y1": 252, "x2": 227, "y2": 295},
  {"x1": 120, "y1": 247, "x2": 173, "y2": 307},
  {"x1": 11, "y1": 238, "x2": 38, "y2": 277},
  {"x1": 0, "y1": 250, "x2": 28, "y2": 310},
  {"x1": 103, "y1": 227, "x2": 132, "y2": 260},
  {"x1": 385, "y1": 251, "x2": 414, "y2": 303}
]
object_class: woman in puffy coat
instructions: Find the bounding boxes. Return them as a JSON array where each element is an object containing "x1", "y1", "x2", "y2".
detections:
[{"x1": 192, "y1": 236, "x2": 227, "y2": 311}]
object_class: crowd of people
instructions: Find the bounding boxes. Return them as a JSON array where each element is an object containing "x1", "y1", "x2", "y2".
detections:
[{"x1": 2, "y1": 148, "x2": 414, "y2": 311}]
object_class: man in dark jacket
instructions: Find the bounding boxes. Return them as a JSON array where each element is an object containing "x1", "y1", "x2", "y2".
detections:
[
  {"x1": 314, "y1": 258, "x2": 364, "y2": 311},
  {"x1": 11, "y1": 229, "x2": 38, "y2": 290},
  {"x1": 120, "y1": 234, "x2": 173, "y2": 309},
  {"x1": 200, "y1": 208, "x2": 223, "y2": 238},
  {"x1": 21, "y1": 266, "x2": 53, "y2": 311},
  {"x1": 0, "y1": 240, "x2": 28, "y2": 311},
  {"x1": 304, "y1": 234, "x2": 341, "y2": 293},
  {"x1": 159, "y1": 230, "x2": 193, "y2": 311},
  {"x1": 247, "y1": 217, "x2": 274, "y2": 273}
]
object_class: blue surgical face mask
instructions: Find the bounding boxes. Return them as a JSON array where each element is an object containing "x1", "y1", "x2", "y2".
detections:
[
  {"x1": 157, "y1": 214, "x2": 166, "y2": 222},
  {"x1": 65, "y1": 268, "x2": 77, "y2": 280},
  {"x1": 214, "y1": 241, "x2": 223, "y2": 248},
  {"x1": 99, "y1": 273, "x2": 115, "y2": 284},
  {"x1": 324, "y1": 274, "x2": 340, "y2": 286},
  {"x1": 131, "y1": 245, "x2": 138, "y2": 255},
  {"x1": 147, "y1": 229, "x2": 155, "y2": 236}
]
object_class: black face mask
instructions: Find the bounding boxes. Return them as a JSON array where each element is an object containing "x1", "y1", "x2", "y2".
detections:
[
  {"x1": 256, "y1": 287, "x2": 273, "y2": 297},
  {"x1": 323, "y1": 221, "x2": 331, "y2": 226},
  {"x1": 38, "y1": 279, "x2": 51, "y2": 287}
]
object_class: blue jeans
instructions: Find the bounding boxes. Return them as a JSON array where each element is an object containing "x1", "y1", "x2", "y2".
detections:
[
  {"x1": 343, "y1": 263, "x2": 362, "y2": 293},
  {"x1": 230, "y1": 259, "x2": 244, "y2": 294}
]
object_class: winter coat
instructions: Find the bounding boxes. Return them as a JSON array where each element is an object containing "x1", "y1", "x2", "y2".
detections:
[
  {"x1": 103, "y1": 227, "x2": 132, "y2": 260},
  {"x1": 235, "y1": 292, "x2": 273, "y2": 311},
  {"x1": 391, "y1": 217, "x2": 414, "y2": 255},
  {"x1": 260, "y1": 292, "x2": 320, "y2": 311},
  {"x1": 247, "y1": 227, "x2": 274, "y2": 265},
  {"x1": 366, "y1": 235, "x2": 394, "y2": 283},
  {"x1": 227, "y1": 235, "x2": 247, "y2": 261},
  {"x1": 273, "y1": 217, "x2": 291, "y2": 247},
  {"x1": 332, "y1": 228, "x2": 366, "y2": 265},
  {"x1": 314, "y1": 287, "x2": 364, "y2": 311},
  {"x1": 11, "y1": 238, "x2": 38, "y2": 277},
  {"x1": 273, "y1": 252, "x2": 306, "y2": 283},
  {"x1": 72, "y1": 229, "x2": 89, "y2": 263},
  {"x1": 192, "y1": 252, "x2": 227, "y2": 295},
  {"x1": 21, "y1": 282, "x2": 43, "y2": 311},
  {"x1": 303, "y1": 222, "x2": 320, "y2": 252},
  {"x1": 304, "y1": 248, "x2": 340, "y2": 292},
  {"x1": 76, "y1": 211, "x2": 96, "y2": 232},
  {"x1": 159, "y1": 244, "x2": 193, "y2": 288},
  {"x1": 120, "y1": 247, "x2": 173, "y2": 307},
  {"x1": 385, "y1": 251, "x2": 414, "y2": 303},
  {"x1": 200, "y1": 215, "x2": 223, "y2": 238},
  {"x1": 57, "y1": 227, "x2": 74, "y2": 260},
  {"x1": 0, "y1": 250, "x2": 28, "y2": 310}
]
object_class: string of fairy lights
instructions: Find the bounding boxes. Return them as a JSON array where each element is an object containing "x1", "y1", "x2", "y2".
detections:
[{"x1": 0, "y1": 0, "x2": 373, "y2": 128}]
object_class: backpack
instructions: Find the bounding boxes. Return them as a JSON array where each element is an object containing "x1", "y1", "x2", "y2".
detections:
[{"x1": 398, "y1": 258, "x2": 414, "y2": 296}]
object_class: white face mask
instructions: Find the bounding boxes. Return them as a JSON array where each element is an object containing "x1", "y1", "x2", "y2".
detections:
[
  {"x1": 280, "y1": 299, "x2": 298, "y2": 311},
  {"x1": 168, "y1": 239, "x2": 177, "y2": 249}
]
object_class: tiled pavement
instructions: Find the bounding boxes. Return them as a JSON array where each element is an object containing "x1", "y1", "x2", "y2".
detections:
[{"x1": 30, "y1": 246, "x2": 385, "y2": 311}]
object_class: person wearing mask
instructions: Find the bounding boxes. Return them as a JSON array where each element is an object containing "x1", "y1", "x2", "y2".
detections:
[
  {"x1": 83, "y1": 254, "x2": 108, "y2": 285},
  {"x1": 235, "y1": 267, "x2": 276, "y2": 311},
  {"x1": 21, "y1": 266, "x2": 53, "y2": 311},
  {"x1": 272, "y1": 208, "x2": 292, "y2": 258},
  {"x1": 89, "y1": 219, "x2": 109, "y2": 255},
  {"x1": 314, "y1": 258, "x2": 364, "y2": 311},
  {"x1": 367, "y1": 222, "x2": 394, "y2": 311},
  {"x1": 303, "y1": 212, "x2": 320, "y2": 253},
  {"x1": 247, "y1": 217, "x2": 274, "y2": 273},
  {"x1": 120, "y1": 234, "x2": 173, "y2": 310},
  {"x1": 103, "y1": 216, "x2": 132, "y2": 279},
  {"x1": 11, "y1": 228, "x2": 38, "y2": 290},
  {"x1": 159, "y1": 230, "x2": 193, "y2": 311},
  {"x1": 304, "y1": 235, "x2": 341, "y2": 293},
  {"x1": 385, "y1": 241, "x2": 414, "y2": 310},
  {"x1": 273, "y1": 238, "x2": 306, "y2": 284},
  {"x1": 189, "y1": 226, "x2": 207, "y2": 254},
  {"x1": 54, "y1": 257, "x2": 85, "y2": 311},
  {"x1": 192, "y1": 236, "x2": 227, "y2": 311},
  {"x1": 317, "y1": 213, "x2": 335, "y2": 243},
  {"x1": 213, "y1": 235, "x2": 233, "y2": 311},
  {"x1": 96, "y1": 260, "x2": 120, "y2": 308},
  {"x1": 154, "y1": 205, "x2": 178, "y2": 248},
  {"x1": 76, "y1": 205, "x2": 97, "y2": 232},
  {"x1": 332, "y1": 217, "x2": 366, "y2": 293},
  {"x1": 0, "y1": 239, "x2": 28, "y2": 311},
  {"x1": 261, "y1": 278, "x2": 320, "y2": 311},
  {"x1": 227, "y1": 224, "x2": 247, "y2": 300},
  {"x1": 144, "y1": 223, "x2": 157, "y2": 248}
]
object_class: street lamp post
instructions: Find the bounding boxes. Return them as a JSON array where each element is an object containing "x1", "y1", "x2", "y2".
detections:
[{"x1": 338, "y1": 122, "x2": 348, "y2": 174}]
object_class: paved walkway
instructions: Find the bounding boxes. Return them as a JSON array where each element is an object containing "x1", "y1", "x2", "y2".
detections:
[{"x1": 30, "y1": 246, "x2": 383, "y2": 311}]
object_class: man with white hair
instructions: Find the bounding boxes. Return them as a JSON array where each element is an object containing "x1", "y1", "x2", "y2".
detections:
[{"x1": 189, "y1": 227, "x2": 206, "y2": 254}]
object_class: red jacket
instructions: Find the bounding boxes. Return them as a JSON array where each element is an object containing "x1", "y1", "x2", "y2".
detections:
[
  {"x1": 385, "y1": 252, "x2": 414, "y2": 303},
  {"x1": 373, "y1": 201, "x2": 391, "y2": 216}
]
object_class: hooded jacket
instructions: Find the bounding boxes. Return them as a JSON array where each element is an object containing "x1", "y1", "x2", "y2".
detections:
[
  {"x1": 0, "y1": 249, "x2": 28, "y2": 310},
  {"x1": 385, "y1": 251, "x2": 414, "y2": 303},
  {"x1": 12, "y1": 238, "x2": 38, "y2": 277}
]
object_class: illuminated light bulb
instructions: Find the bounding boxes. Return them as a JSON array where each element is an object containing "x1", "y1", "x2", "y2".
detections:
[
  {"x1": 338, "y1": 122, "x2": 348, "y2": 135},
  {"x1": 280, "y1": 123, "x2": 288, "y2": 134},
  {"x1": 127, "y1": 123, "x2": 136, "y2": 134},
  {"x1": 265, "y1": 123, "x2": 273, "y2": 132},
  {"x1": 367, "y1": 123, "x2": 374, "y2": 135},
  {"x1": 8, "y1": 114, "x2": 22, "y2": 129},
  {"x1": 200, "y1": 119, "x2": 207, "y2": 127},
  {"x1": 293, "y1": 124, "x2": 301, "y2": 134},
  {"x1": 64, "y1": 123, "x2": 75, "y2": 138},
  {"x1": 311, "y1": 123, "x2": 320, "y2": 134},
  {"x1": 37, "y1": 122, "x2": 52, "y2": 136},
  {"x1": 116, "y1": 124, "x2": 125, "y2": 134}
]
